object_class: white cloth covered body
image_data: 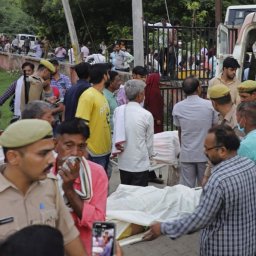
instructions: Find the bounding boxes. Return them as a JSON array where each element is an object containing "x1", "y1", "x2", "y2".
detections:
[
  {"x1": 107, "y1": 184, "x2": 201, "y2": 226},
  {"x1": 107, "y1": 184, "x2": 201, "y2": 245},
  {"x1": 152, "y1": 131, "x2": 180, "y2": 166}
]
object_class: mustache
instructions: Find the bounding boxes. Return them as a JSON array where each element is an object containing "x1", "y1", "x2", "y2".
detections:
[{"x1": 43, "y1": 163, "x2": 54, "y2": 172}]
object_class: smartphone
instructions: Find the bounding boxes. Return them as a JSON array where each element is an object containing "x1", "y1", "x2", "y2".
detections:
[{"x1": 92, "y1": 222, "x2": 116, "y2": 256}]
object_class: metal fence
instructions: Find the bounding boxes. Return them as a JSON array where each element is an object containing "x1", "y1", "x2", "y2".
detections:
[
  {"x1": 144, "y1": 24, "x2": 238, "y2": 82},
  {"x1": 160, "y1": 85, "x2": 208, "y2": 131}
]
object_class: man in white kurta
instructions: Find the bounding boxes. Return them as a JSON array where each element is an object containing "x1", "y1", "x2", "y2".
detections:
[{"x1": 116, "y1": 79, "x2": 154, "y2": 186}]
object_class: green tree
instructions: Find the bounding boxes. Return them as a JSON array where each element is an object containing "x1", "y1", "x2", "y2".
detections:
[
  {"x1": 0, "y1": 0, "x2": 36, "y2": 35},
  {"x1": 18, "y1": 0, "x2": 256, "y2": 48}
]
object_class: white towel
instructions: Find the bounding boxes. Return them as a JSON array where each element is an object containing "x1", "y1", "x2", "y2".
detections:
[
  {"x1": 14, "y1": 75, "x2": 24, "y2": 116},
  {"x1": 112, "y1": 104, "x2": 126, "y2": 156},
  {"x1": 57, "y1": 156, "x2": 93, "y2": 211}
]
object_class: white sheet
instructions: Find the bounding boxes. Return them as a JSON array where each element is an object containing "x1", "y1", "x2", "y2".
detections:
[{"x1": 107, "y1": 184, "x2": 202, "y2": 244}]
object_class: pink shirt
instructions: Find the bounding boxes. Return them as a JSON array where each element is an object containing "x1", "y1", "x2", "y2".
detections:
[
  {"x1": 116, "y1": 86, "x2": 128, "y2": 106},
  {"x1": 53, "y1": 160, "x2": 108, "y2": 256}
]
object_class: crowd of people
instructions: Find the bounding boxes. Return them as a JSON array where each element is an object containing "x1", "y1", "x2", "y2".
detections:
[
  {"x1": 0, "y1": 56, "x2": 164, "y2": 255},
  {"x1": 0, "y1": 35, "x2": 136, "y2": 73},
  {"x1": 0, "y1": 52, "x2": 256, "y2": 256}
]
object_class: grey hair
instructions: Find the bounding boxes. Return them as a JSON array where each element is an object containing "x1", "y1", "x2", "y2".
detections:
[
  {"x1": 21, "y1": 100, "x2": 51, "y2": 119},
  {"x1": 124, "y1": 79, "x2": 145, "y2": 101}
]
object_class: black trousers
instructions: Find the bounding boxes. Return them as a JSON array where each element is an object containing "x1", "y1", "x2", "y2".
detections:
[{"x1": 119, "y1": 169, "x2": 149, "y2": 187}]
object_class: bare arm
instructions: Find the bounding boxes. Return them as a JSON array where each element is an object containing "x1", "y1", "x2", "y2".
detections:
[
  {"x1": 51, "y1": 102, "x2": 65, "y2": 115},
  {"x1": 65, "y1": 236, "x2": 87, "y2": 256}
]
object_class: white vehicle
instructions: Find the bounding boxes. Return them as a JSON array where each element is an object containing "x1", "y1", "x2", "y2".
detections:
[
  {"x1": 216, "y1": 5, "x2": 256, "y2": 80},
  {"x1": 224, "y1": 5, "x2": 256, "y2": 26},
  {"x1": 16, "y1": 34, "x2": 38, "y2": 49}
]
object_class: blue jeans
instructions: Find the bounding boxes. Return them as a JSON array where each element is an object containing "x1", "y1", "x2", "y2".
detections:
[{"x1": 88, "y1": 154, "x2": 110, "y2": 177}]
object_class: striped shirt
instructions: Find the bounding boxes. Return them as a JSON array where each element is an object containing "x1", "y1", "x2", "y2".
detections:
[
  {"x1": 0, "y1": 81, "x2": 16, "y2": 106},
  {"x1": 51, "y1": 73, "x2": 72, "y2": 100},
  {"x1": 161, "y1": 155, "x2": 256, "y2": 256}
]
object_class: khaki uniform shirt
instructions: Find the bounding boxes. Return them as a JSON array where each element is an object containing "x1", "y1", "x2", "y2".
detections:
[
  {"x1": 218, "y1": 103, "x2": 237, "y2": 127},
  {"x1": 0, "y1": 166, "x2": 79, "y2": 245},
  {"x1": 20, "y1": 75, "x2": 44, "y2": 112},
  {"x1": 208, "y1": 73, "x2": 240, "y2": 105},
  {"x1": 204, "y1": 104, "x2": 243, "y2": 177},
  {"x1": 218, "y1": 104, "x2": 244, "y2": 138}
]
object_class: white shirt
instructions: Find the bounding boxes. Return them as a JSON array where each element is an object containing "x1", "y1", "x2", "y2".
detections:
[
  {"x1": 147, "y1": 22, "x2": 172, "y2": 48},
  {"x1": 123, "y1": 51, "x2": 134, "y2": 69},
  {"x1": 114, "y1": 50, "x2": 128, "y2": 69},
  {"x1": 117, "y1": 102, "x2": 154, "y2": 172},
  {"x1": 68, "y1": 48, "x2": 75, "y2": 64},
  {"x1": 81, "y1": 45, "x2": 89, "y2": 59},
  {"x1": 55, "y1": 47, "x2": 66, "y2": 58},
  {"x1": 32, "y1": 44, "x2": 43, "y2": 58},
  {"x1": 85, "y1": 54, "x2": 106, "y2": 64},
  {"x1": 12, "y1": 38, "x2": 19, "y2": 47}
]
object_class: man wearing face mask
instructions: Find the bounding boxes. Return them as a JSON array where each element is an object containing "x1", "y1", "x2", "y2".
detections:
[
  {"x1": 76, "y1": 63, "x2": 111, "y2": 174},
  {"x1": 236, "y1": 101, "x2": 256, "y2": 162}
]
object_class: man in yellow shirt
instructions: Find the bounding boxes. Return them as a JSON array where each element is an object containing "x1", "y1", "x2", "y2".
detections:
[{"x1": 76, "y1": 63, "x2": 111, "y2": 174}]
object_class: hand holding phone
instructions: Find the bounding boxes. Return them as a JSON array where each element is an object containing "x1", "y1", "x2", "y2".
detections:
[{"x1": 92, "y1": 222, "x2": 116, "y2": 256}]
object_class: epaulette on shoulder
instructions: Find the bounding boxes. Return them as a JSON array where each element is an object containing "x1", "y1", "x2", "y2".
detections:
[{"x1": 29, "y1": 76, "x2": 43, "y2": 83}]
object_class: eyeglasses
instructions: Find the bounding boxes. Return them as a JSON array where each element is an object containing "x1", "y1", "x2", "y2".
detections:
[{"x1": 204, "y1": 145, "x2": 223, "y2": 151}]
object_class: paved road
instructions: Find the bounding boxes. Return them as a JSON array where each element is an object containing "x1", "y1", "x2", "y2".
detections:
[{"x1": 109, "y1": 165, "x2": 199, "y2": 256}]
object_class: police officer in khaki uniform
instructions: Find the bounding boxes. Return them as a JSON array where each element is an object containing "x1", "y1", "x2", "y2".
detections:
[
  {"x1": 208, "y1": 84, "x2": 240, "y2": 133},
  {"x1": 202, "y1": 84, "x2": 243, "y2": 186},
  {"x1": 0, "y1": 119, "x2": 86, "y2": 256},
  {"x1": 20, "y1": 59, "x2": 56, "y2": 113},
  {"x1": 237, "y1": 80, "x2": 256, "y2": 102}
]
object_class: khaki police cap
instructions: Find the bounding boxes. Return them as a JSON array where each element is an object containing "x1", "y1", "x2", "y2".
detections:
[
  {"x1": 238, "y1": 80, "x2": 256, "y2": 93},
  {"x1": 208, "y1": 84, "x2": 231, "y2": 99},
  {"x1": 40, "y1": 59, "x2": 56, "y2": 73},
  {"x1": 0, "y1": 119, "x2": 53, "y2": 148}
]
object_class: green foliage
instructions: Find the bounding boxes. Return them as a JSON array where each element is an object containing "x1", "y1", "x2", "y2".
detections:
[
  {"x1": 0, "y1": 70, "x2": 20, "y2": 129},
  {"x1": 0, "y1": 0, "x2": 37, "y2": 35},
  {"x1": 2, "y1": 0, "x2": 256, "y2": 48},
  {"x1": 107, "y1": 23, "x2": 132, "y2": 42}
]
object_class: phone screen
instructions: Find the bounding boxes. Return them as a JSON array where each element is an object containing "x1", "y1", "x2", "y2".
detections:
[{"x1": 92, "y1": 222, "x2": 115, "y2": 256}]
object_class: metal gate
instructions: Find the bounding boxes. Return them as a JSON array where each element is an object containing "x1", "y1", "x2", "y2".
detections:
[
  {"x1": 144, "y1": 24, "x2": 217, "y2": 82},
  {"x1": 160, "y1": 85, "x2": 208, "y2": 130}
]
